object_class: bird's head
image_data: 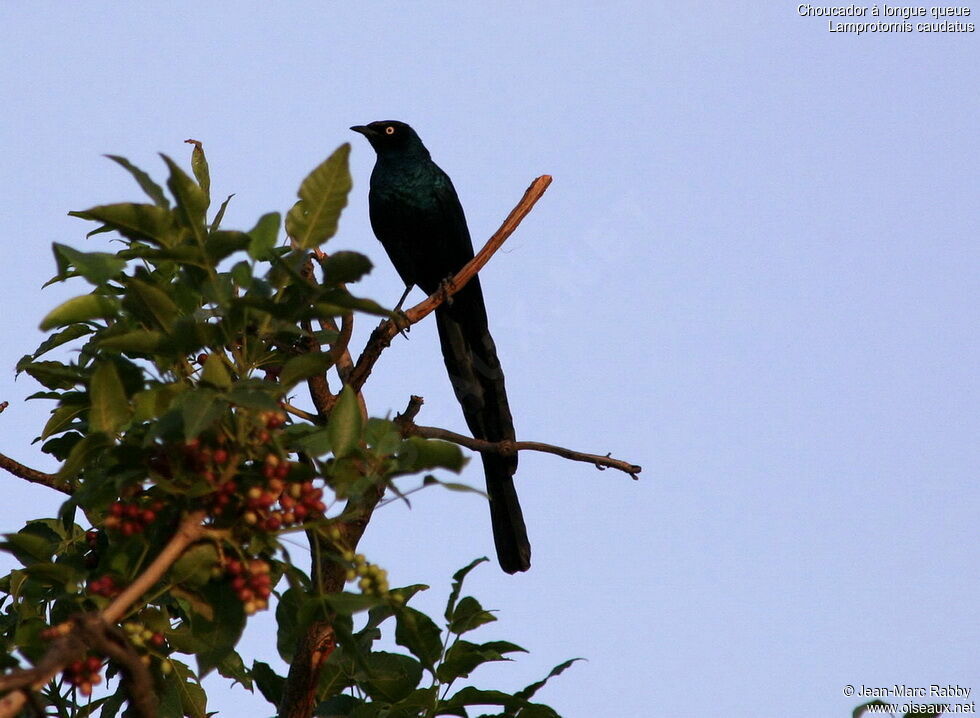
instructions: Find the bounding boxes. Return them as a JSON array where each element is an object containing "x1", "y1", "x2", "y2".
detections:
[{"x1": 350, "y1": 121, "x2": 427, "y2": 157}]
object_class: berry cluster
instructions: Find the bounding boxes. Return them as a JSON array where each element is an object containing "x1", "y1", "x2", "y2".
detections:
[
  {"x1": 343, "y1": 551, "x2": 390, "y2": 596},
  {"x1": 87, "y1": 575, "x2": 121, "y2": 598},
  {"x1": 122, "y1": 621, "x2": 167, "y2": 652},
  {"x1": 63, "y1": 655, "x2": 103, "y2": 697},
  {"x1": 104, "y1": 498, "x2": 165, "y2": 536},
  {"x1": 223, "y1": 558, "x2": 273, "y2": 615},
  {"x1": 238, "y1": 454, "x2": 326, "y2": 532}
]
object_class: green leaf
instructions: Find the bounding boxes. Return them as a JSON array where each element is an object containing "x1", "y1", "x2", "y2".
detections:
[
  {"x1": 279, "y1": 352, "x2": 334, "y2": 390},
  {"x1": 394, "y1": 607, "x2": 443, "y2": 671},
  {"x1": 327, "y1": 385, "x2": 362, "y2": 459},
  {"x1": 398, "y1": 437, "x2": 465, "y2": 473},
  {"x1": 1, "y1": 529, "x2": 57, "y2": 566},
  {"x1": 133, "y1": 383, "x2": 185, "y2": 421},
  {"x1": 56, "y1": 432, "x2": 109, "y2": 480},
  {"x1": 40, "y1": 403, "x2": 85, "y2": 440},
  {"x1": 69, "y1": 203, "x2": 174, "y2": 246},
  {"x1": 285, "y1": 143, "x2": 352, "y2": 249},
  {"x1": 251, "y1": 660, "x2": 285, "y2": 708},
  {"x1": 276, "y1": 587, "x2": 304, "y2": 664},
  {"x1": 124, "y1": 277, "x2": 180, "y2": 331},
  {"x1": 247, "y1": 212, "x2": 281, "y2": 260},
  {"x1": 186, "y1": 139, "x2": 211, "y2": 204},
  {"x1": 514, "y1": 657, "x2": 584, "y2": 703},
  {"x1": 445, "y1": 557, "x2": 488, "y2": 621},
  {"x1": 180, "y1": 389, "x2": 226, "y2": 440},
  {"x1": 359, "y1": 651, "x2": 422, "y2": 703},
  {"x1": 99, "y1": 329, "x2": 165, "y2": 354},
  {"x1": 319, "y1": 251, "x2": 373, "y2": 285},
  {"x1": 448, "y1": 595, "x2": 496, "y2": 635},
  {"x1": 209, "y1": 193, "x2": 234, "y2": 235},
  {"x1": 161, "y1": 154, "x2": 208, "y2": 242},
  {"x1": 200, "y1": 354, "x2": 232, "y2": 390},
  {"x1": 216, "y1": 649, "x2": 251, "y2": 689},
  {"x1": 171, "y1": 543, "x2": 219, "y2": 587},
  {"x1": 28, "y1": 325, "x2": 93, "y2": 360},
  {"x1": 88, "y1": 361, "x2": 131, "y2": 434},
  {"x1": 205, "y1": 230, "x2": 250, "y2": 263},
  {"x1": 18, "y1": 360, "x2": 86, "y2": 390},
  {"x1": 39, "y1": 294, "x2": 119, "y2": 330},
  {"x1": 436, "y1": 639, "x2": 521, "y2": 683},
  {"x1": 52, "y1": 243, "x2": 126, "y2": 286},
  {"x1": 290, "y1": 426, "x2": 332, "y2": 457},
  {"x1": 189, "y1": 581, "x2": 246, "y2": 677},
  {"x1": 104, "y1": 154, "x2": 170, "y2": 208}
]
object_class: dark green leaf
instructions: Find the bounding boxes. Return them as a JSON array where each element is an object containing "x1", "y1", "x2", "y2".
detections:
[
  {"x1": 286, "y1": 143, "x2": 352, "y2": 249},
  {"x1": 436, "y1": 639, "x2": 519, "y2": 683},
  {"x1": 445, "y1": 558, "x2": 488, "y2": 622},
  {"x1": 276, "y1": 587, "x2": 304, "y2": 663},
  {"x1": 449, "y1": 595, "x2": 496, "y2": 635},
  {"x1": 180, "y1": 389, "x2": 226, "y2": 440},
  {"x1": 161, "y1": 154, "x2": 208, "y2": 242},
  {"x1": 189, "y1": 581, "x2": 246, "y2": 677},
  {"x1": 205, "y1": 230, "x2": 250, "y2": 263},
  {"x1": 319, "y1": 251, "x2": 373, "y2": 285},
  {"x1": 28, "y1": 325, "x2": 93, "y2": 360},
  {"x1": 515, "y1": 657, "x2": 584, "y2": 703},
  {"x1": 133, "y1": 383, "x2": 185, "y2": 421},
  {"x1": 251, "y1": 660, "x2": 286, "y2": 707},
  {"x1": 247, "y1": 212, "x2": 281, "y2": 260},
  {"x1": 40, "y1": 403, "x2": 85, "y2": 439},
  {"x1": 216, "y1": 649, "x2": 251, "y2": 689},
  {"x1": 394, "y1": 607, "x2": 443, "y2": 671},
  {"x1": 359, "y1": 651, "x2": 422, "y2": 703},
  {"x1": 328, "y1": 385, "x2": 362, "y2": 459},
  {"x1": 69, "y1": 203, "x2": 174, "y2": 246},
  {"x1": 200, "y1": 354, "x2": 232, "y2": 390},
  {"x1": 124, "y1": 276, "x2": 180, "y2": 331},
  {"x1": 88, "y1": 360, "x2": 131, "y2": 434},
  {"x1": 280, "y1": 352, "x2": 334, "y2": 389},
  {"x1": 104, "y1": 154, "x2": 170, "y2": 208},
  {"x1": 209, "y1": 193, "x2": 234, "y2": 234},
  {"x1": 52, "y1": 243, "x2": 126, "y2": 286},
  {"x1": 290, "y1": 426, "x2": 332, "y2": 457},
  {"x1": 39, "y1": 294, "x2": 119, "y2": 330},
  {"x1": 171, "y1": 543, "x2": 219, "y2": 587},
  {"x1": 56, "y1": 432, "x2": 109, "y2": 480},
  {"x1": 19, "y1": 360, "x2": 86, "y2": 390},
  {"x1": 99, "y1": 329, "x2": 165, "y2": 354}
]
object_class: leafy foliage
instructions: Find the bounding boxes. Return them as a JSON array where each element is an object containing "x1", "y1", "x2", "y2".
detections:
[{"x1": 0, "y1": 145, "x2": 572, "y2": 716}]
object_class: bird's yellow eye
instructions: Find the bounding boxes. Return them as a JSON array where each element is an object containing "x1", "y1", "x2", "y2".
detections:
[{"x1": 385, "y1": 126, "x2": 395, "y2": 135}]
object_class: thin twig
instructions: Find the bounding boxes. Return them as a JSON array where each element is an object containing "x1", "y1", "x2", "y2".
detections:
[
  {"x1": 403, "y1": 422, "x2": 641, "y2": 480},
  {"x1": 348, "y1": 175, "x2": 552, "y2": 393}
]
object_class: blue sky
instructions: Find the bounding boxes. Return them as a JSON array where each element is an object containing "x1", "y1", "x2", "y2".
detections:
[{"x1": 1, "y1": 3, "x2": 977, "y2": 716}]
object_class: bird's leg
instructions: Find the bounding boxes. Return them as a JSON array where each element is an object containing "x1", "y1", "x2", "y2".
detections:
[
  {"x1": 392, "y1": 284, "x2": 413, "y2": 337},
  {"x1": 437, "y1": 275, "x2": 455, "y2": 307}
]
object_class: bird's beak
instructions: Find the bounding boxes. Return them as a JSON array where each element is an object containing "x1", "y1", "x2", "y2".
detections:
[{"x1": 350, "y1": 125, "x2": 375, "y2": 137}]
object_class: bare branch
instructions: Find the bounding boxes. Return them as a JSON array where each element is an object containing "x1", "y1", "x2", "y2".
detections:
[
  {"x1": 402, "y1": 421, "x2": 641, "y2": 480},
  {"x1": 348, "y1": 175, "x2": 552, "y2": 393},
  {"x1": 0, "y1": 452, "x2": 71, "y2": 495}
]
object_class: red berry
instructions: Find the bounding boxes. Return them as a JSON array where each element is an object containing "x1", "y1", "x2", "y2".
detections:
[
  {"x1": 109, "y1": 502, "x2": 124, "y2": 517},
  {"x1": 140, "y1": 509, "x2": 156, "y2": 524},
  {"x1": 197, "y1": 353, "x2": 209, "y2": 365},
  {"x1": 86, "y1": 656, "x2": 102, "y2": 672},
  {"x1": 212, "y1": 449, "x2": 228, "y2": 465}
]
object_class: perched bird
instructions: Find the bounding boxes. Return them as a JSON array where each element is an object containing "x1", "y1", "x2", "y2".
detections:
[{"x1": 350, "y1": 121, "x2": 531, "y2": 573}]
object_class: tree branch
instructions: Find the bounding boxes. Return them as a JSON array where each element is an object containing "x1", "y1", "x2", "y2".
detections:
[
  {"x1": 0, "y1": 403, "x2": 72, "y2": 495},
  {"x1": 348, "y1": 175, "x2": 552, "y2": 393},
  {"x1": 403, "y1": 421, "x2": 641, "y2": 480}
]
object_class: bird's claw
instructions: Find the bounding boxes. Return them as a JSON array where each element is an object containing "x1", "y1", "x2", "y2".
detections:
[
  {"x1": 393, "y1": 310, "x2": 412, "y2": 338},
  {"x1": 438, "y1": 276, "x2": 455, "y2": 306}
]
